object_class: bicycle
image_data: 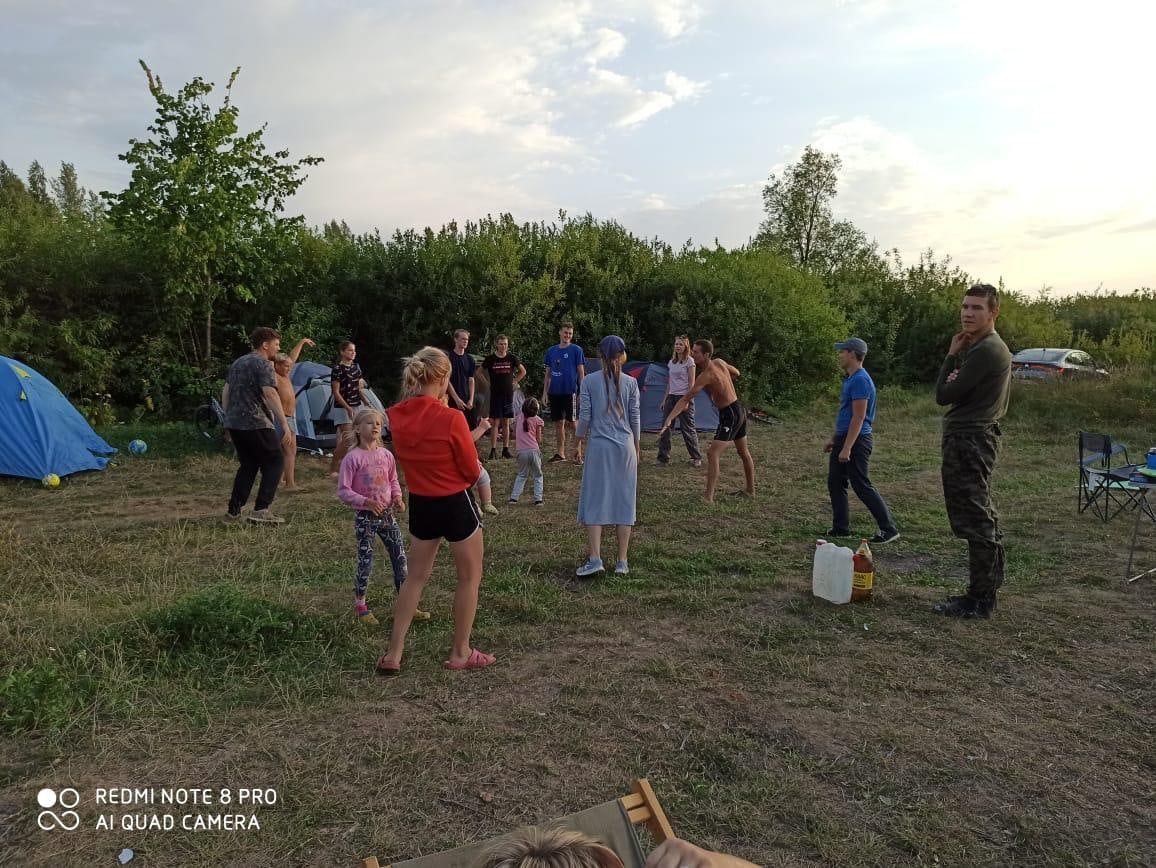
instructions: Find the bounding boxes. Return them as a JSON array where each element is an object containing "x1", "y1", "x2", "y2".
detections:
[{"x1": 193, "y1": 390, "x2": 231, "y2": 452}]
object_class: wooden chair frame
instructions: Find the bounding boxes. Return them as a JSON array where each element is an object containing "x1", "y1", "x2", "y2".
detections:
[{"x1": 363, "y1": 778, "x2": 674, "y2": 868}]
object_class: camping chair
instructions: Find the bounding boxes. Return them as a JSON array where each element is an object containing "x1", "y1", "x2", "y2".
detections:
[
  {"x1": 1078, "y1": 431, "x2": 1141, "y2": 521},
  {"x1": 363, "y1": 779, "x2": 674, "y2": 868}
]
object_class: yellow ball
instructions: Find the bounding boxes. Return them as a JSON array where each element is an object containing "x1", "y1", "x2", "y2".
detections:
[{"x1": 42, "y1": 474, "x2": 60, "y2": 488}]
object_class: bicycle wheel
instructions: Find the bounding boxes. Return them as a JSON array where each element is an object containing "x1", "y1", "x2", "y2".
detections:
[{"x1": 194, "y1": 404, "x2": 222, "y2": 442}]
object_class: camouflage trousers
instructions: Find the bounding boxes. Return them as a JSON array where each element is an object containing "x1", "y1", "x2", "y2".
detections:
[{"x1": 942, "y1": 425, "x2": 1004, "y2": 599}]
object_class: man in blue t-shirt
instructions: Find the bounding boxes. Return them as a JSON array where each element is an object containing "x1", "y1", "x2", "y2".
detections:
[
  {"x1": 824, "y1": 337, "x2": 899, "y2": 543},
  {"x1": 541, "y1": 322, "x2": 585, "y2": 462}
]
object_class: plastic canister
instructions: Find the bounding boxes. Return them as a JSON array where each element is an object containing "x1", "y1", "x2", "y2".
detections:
[
  {"x1": 812, "y1": 540, "x2": 853, "y2": 604},
  {"x1": 1147, "y1": 448, "x2": 1156, "y2": 471}
]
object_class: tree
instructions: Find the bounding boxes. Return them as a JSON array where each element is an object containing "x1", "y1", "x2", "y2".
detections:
[
  {"x1": 27, "y1": 161, "x2": 51, "y2": 207},
  {"x1": 103, "y1": 61, "x2": 322, "y2": 369},
  {"x1": 757, "y1": 145, "x2": 841, "y2": 270},
  {"x1": 51, "y1": 162, "x2": 86, "y2": 215}
]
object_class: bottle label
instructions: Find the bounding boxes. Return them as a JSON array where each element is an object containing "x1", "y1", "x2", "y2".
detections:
[{"x1": 853, "y1": 570, "x2": 874, "y2": 591}]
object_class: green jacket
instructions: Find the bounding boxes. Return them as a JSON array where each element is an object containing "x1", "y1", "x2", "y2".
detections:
[{"x1": 935, "y1": 332, "x2": 1011, "y2": 433}]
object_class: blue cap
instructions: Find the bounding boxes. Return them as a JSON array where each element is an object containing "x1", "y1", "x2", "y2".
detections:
[
  {"x1": 599, "y1": 335, "x2": 627, "y2": 357},
  {"x1": 833, "y1": 337, "x2": 868, "y2": 354}
]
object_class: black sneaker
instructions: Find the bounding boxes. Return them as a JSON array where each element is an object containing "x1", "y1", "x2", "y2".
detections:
[
  {"x1": 502, "y1": 447, "x2": 512, "y2": 459},
  {"x1": 548, "y1": 453, "x2": 565, "y2": 463},
  {"x1": 488, "y1": 448, "x2": 497, "y2": 460},
  {"x1": 869, "y1": 530, "x2": 901, "y2": 544},
  {"x1": 824, "y1": 528, "x2": 852, "y2": 537}
]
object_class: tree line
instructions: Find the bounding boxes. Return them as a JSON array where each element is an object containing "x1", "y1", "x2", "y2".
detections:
[{"x1": 1, "y1": 67, "x2": 1152, "y2": 422}]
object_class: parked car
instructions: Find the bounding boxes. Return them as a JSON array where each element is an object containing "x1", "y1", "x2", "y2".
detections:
[{"x1": 1011, "y1": 348, "x2": 1109, "y2": 381}]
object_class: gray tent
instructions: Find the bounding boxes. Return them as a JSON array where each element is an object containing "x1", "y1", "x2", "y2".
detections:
[{"x1": 289, "y1": 361, "x2": 387, "y2": 452}]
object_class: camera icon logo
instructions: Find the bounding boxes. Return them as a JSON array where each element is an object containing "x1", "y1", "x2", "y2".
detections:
[{"x1": 37, "y1": 788, "x2": 81, "y2": 831}]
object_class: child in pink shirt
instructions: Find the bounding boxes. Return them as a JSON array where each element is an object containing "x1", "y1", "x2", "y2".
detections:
[
  {"x1": 336, "y1": 408, "x2": 428, "y2": 624},
  {"x1": 508, "y1": 398, "x2": 545, "y2": 506}
]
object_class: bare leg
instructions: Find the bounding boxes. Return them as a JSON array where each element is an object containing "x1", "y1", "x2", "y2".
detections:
[
  {"x1": 381, "y1": 537, "x2": 440, "y2": 666},
  {"x1": 555, "y1": 419, "x2": 567, "y2": 458},
  {"x1": 477, "y1": 479, "x2": 493, "y2": 506},
  {"x1": 329, "y1": 423, "x2": 352, "y2": 474},
  {"x1": 735, "y1": 436, "x2": 756, "y2": 495},
  {"x1": 616, "y1": 525, "x2": 632, "y2": 562},
  {"x1": 447, "y1": 529, "x2": 486, "y2": 664},
  {"x1": 489, "y1": 419, "x2": 498, "y2": 453},
  {"x1": 281, "y1": 431, "x2": 297, "y2": 488},
  {"x1": 587, "y1": 524, "x2": 603, "y2": 560},
  {"x1": 705, "y1": 440, "x2": 728, "y2": 502},
  {"x1": 500, "y1": 418, "x2": 512, "y2": 451},
  {"x1": 568, "y1": 421, "x2": 580, "y2": 461}
]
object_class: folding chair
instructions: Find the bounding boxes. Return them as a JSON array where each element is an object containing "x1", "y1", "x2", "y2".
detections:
[
  {"x1": 363, "y1": 778, "x2": 674, "y2": 868},
  {"x1": 1078, "y1": 431, "x2": 1142, "y2": 521}
]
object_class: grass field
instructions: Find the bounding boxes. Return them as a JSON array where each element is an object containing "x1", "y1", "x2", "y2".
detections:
[{"x1": 1, "y1": 381, "x2": 1153, "y2": 867}]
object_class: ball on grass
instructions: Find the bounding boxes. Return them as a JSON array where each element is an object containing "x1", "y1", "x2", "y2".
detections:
[
  {"x1": 42, "y1": 474, "x2": 60, "y2": 488},
  {"x1": 128, "y1": 439, "x2": 148, "y2": 455}
]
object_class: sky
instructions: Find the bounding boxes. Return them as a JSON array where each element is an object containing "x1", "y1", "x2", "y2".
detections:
[{"x1": 2, "y1": 0, "x2": 1153, "y2": 295}]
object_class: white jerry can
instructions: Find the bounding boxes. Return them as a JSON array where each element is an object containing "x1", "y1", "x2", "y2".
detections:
[{"x1": 812, "y1": 540, "x2": 853, "y2": 604}]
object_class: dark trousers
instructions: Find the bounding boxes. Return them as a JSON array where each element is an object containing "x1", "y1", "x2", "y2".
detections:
[
  {"x1": 227, "y1": 428, "x2": 283, "y2": 514},
  {"x1": 827, "y1": 433, "x2": 897, "y2": 535},
  {"x1": 942, "y1": 426, "x2": 1004, "y2": 600},
  {"x1": 354, "y1": 511, "x2": 407, "y2": 598},
  {"x1": 657, "y1": 394, "x2": 702, "y2": 462}
]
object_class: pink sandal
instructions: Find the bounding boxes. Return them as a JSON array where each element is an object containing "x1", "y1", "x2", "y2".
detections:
[
  {"x1": 375, "y1": 655, "x2": 401, "y2": 676},
  {"x1": 444, "y1": 648, "x2": 497, "y2": 671}
]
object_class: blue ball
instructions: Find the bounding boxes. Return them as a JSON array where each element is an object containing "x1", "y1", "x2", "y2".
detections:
[{"x1": 128, "y1": 439, "x2": 148, "y2": 455}]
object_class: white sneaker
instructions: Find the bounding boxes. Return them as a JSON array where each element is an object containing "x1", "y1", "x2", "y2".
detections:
[
  {"x1": 691, "y1": 459, "x2": 702, "y2": 468},
  {"x1": 248, "y1": 508, "x2": 285, "y2": 525},
  {"x1": 576, "y1": 558, "x2": 604, "y2": 577}
]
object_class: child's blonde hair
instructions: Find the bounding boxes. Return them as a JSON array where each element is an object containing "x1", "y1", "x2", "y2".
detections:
[
  {"x1": 402, "y1": 346, "x2": 452, "y2": 398},
  {"x1": 474, "y1": 826, "x2": 622, "y2": 868},
  {"x1": 348, "y1": 407, "x2": 384, "y2": 449}
]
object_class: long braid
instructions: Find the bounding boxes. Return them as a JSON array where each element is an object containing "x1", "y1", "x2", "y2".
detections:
[{"x1": 602, "y1": 352, "x2": 625, "y2": 419}]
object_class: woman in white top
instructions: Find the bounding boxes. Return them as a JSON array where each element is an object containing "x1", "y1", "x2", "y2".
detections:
[{"x1": 656, "y1": 334, "x2": 702, "y2": 467}]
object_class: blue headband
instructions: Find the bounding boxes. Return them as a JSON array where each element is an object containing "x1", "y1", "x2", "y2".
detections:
[{"x1": 599, "y1": 335, "x2": 626, "y2": 357}]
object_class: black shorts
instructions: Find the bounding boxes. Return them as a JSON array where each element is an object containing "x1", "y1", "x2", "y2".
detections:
[
  {"x1": 408, "y1": 490, "x2": 482, "y2": 542},
  {"x1": 548, "y1": 393, "x2": 576, "y2": 422},
  {"x1": 714, "y1": 401, "x2": 748, "y2": 442},
  {"x1": 489, "y1": 393, "x2": 515, "y2": 419}
]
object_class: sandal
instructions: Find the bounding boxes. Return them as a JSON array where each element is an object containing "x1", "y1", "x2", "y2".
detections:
[
  {"x1": 375, "y1": 655, "x2": 401, "y2": 676},
  {"x1": 444, "y1": 648, "x2": 497, "y2": 671}
]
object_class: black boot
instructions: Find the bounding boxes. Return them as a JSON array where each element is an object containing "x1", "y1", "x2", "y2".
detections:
[
  {"x1": 932, "y1": 594, "x2": 995, "y2": 619},
  {"x1": 502, "y1": 447, "x2": 512, "y2": 459}
]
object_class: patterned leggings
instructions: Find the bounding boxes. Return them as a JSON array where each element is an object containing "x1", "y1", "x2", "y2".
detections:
[{"x1": 354, "y1": 511, "x2": 408, "y2": 599}]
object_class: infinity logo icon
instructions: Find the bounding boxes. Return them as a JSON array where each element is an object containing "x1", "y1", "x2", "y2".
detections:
[{"x1": 36, "y1": 788, "x2": 81, "y2": 831}]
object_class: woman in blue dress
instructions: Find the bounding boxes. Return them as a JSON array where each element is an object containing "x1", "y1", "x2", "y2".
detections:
[{"x1": 575, "y1": 335, "x2": 641, "y2": 577}]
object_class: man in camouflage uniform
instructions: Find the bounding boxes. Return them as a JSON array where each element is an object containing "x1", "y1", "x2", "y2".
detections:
[{"x1": 933, "y1": 283, "x2": 1012, "y2": 619}]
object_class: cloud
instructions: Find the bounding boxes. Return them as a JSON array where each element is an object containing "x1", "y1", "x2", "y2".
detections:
[
  {"x1": 585, "y1": 28, "x2": 627, "y2": 65},
  {"x1": 1114, "y1": 218, "x2": 1156, "y2": 235},
  {"x1": 642, "y1": 0, "x2": 705, "y2": 38}
]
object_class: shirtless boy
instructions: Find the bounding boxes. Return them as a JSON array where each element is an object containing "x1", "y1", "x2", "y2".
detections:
[
  {"x1": 272, "y1": 337, "x2": 315, "y2": 490},
  {"x1": 659, "y1": 339, "x2": 755, "y2": 503}
]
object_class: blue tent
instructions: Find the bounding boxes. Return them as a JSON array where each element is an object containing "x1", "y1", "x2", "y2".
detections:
[
  {"x1": 582, "y1": 358, "x2": 719, "y2": 433},
  {"x1": 0, "y1": 356, "x2": 117, "y2": 480}
]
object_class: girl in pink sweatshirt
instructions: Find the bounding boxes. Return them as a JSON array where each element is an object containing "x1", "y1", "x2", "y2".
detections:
[{"x1": 336, "y1": 408, "x2": 428, "y2": 625}]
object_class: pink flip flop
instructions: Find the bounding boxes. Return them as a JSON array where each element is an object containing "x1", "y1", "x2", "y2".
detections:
[
  {"x1": 444, "y1": 648, "x2": 497, "y2": 671},
  {"x1": 375, "y1": 655, "x2": 401, "y2": 676}
]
